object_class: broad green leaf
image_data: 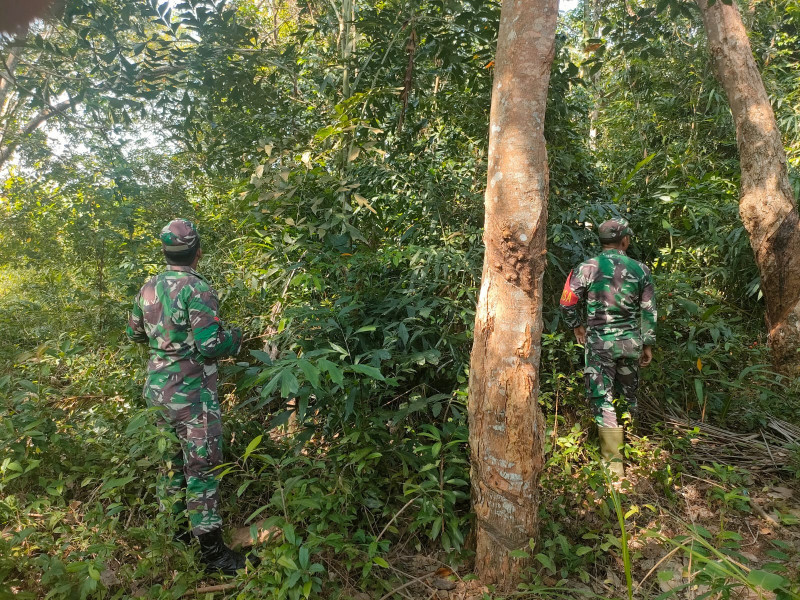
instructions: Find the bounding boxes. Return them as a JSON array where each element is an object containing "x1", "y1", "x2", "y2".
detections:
[
  {"x1": 298, "y1": 359, "x2": 320, "y2": 388},
  {"x1": 318, "y1": 359, "x2": 343, "y2": 385},
  {"x1": 125, "y1": 413, "x2": 148, "y2": 434},
  {"x1": 694, "y1": 378, "x2": 704, "y2": 403},
  {"x1": 299, "y1": 546, "x2": 310, "y2": 569},
  {"x1": 535, "y1": 553, "x2": 555, "y2": 573},
  {"x1": 249, "y1": 350, "x2": 273, "y2": 365},
  {"x1": 280, "y1": 370, "x2": 299, "y2": 397},
  {"x1": 100, "y1": 476, "x2": 134, "y2": 492},
  {"x1": 243, "y1": 435, "x2": 263, "y2": 460},
  {"x1": 351, "y1": 363, "x2": 385, "y2": 381},
  {"x1": 277, "y1": 555, "x2": 298, "y2": 570},
  {"x1": 746, "y1": 570, "x2": 786, "y2": 592},
  {"x1": 430, "y1": 516, "x2": 442, "y2": 540}
]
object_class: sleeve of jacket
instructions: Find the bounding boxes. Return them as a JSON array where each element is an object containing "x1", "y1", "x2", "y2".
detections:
[
  {"x1": 188, "y1": 286, "x2": 238, "y2": 358},
  {"x1": 126, "y1": 294, "x2": 148, "y2": 344},
  {"x1": 640, "y1": 267, "x2": 657, "y2": 346},
  {"x1": 560, "y1": 265, "x2": 587, "y2": 330}
]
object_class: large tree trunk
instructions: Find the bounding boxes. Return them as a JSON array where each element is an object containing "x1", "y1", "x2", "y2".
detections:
[
  {"x1": 467, "y1": 0, "x2": 557, "y2": 588},
  {"x1": 696, "y1": 0, "x2": 800, "y2": 375}
]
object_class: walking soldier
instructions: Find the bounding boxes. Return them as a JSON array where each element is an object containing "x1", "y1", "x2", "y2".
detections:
[
  {"x1": 560, "y1": 218, "x2": 657, "y2": 476},
  {"x1": 127, "y1": 218, "x2": 258, "y2": 575}
]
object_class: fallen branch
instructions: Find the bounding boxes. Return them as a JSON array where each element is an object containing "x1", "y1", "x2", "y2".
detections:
[
  {"x1": 377, "y1": 496, "x2": 417, "y2": 542},
  {"x1": 634, "y1": 545, "x2": 682, "y2": 594},
  {"x1": 378, "y1": 571, "x2": 435, "y2": 600},
  {"x1": 662, "y1": 412, "x2": 792, "y2": 473},
  {"x1": 749, "y1": 499, "x2": 781, "y2": 526},
  {"x1": 181, "y1": 582, "x2": 238, "y2": 597}
]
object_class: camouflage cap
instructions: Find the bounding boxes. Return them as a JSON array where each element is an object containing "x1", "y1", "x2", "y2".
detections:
[
  {"x1": 160, "y1": 219, "x2": 200, "y2": 253},
  {"x1": 598, "y1": 218, "x2": 633, "y2": 243}
]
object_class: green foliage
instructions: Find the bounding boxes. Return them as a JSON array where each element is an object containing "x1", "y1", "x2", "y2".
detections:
[
  {"x1": 654, "y1": 524, "x2": 800, "y2": 600},
  {"x1": 1, "y1": 0, "x2": 800, "y2": 597},
  {"x1": 239, "y1": 520, "x2": 325, "y2": 600},
  {"x1": 0, "y1": 361, "x2": 194, "y2": 598}
]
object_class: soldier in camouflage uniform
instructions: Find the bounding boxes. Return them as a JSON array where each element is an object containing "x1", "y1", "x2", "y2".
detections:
[
  {"x1": 560, "y1": 218, "x2": 657, "y2": 476},
  {"x1": 127, "y1": 219, "x2": 258, "y2": 575}
]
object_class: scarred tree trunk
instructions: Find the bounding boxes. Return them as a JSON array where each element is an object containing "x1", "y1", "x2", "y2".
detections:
[
  {"x1": 467, "y1": 0, "x2": 557, "y2": 588},
  {"x1": 696, "y1": 0, "x2": 800, "y2": 375}
]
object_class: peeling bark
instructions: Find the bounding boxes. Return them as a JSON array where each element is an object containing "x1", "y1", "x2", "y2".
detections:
[
  {"x1": 696, "y1": 0, "x2": 800, "y2": 375},
  {"x1": 467, "y1": 0, "x2": 557, "y2": 588}
]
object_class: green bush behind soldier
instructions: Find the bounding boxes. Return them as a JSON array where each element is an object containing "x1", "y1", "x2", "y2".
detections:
[
  {"x1": 560, "y1": 218, "x2": 657, "y2": 477},
  {"x1": 127, "y1": 218, "x2": 259, "y2": 575}
]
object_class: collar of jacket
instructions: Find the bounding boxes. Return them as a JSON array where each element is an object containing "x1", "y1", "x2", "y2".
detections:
[
  {"x1": 601, "y1": 248, "x2": 627, "y2": 257},
  {"x1": 164, "y1": 264, "x2": 206, "y2": 281}
]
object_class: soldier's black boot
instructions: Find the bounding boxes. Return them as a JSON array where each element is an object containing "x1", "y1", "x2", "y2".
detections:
[
  {"x1": 173, "y1": 529, "x2": 193, "y2": 545},
  {"x1": 198, "y1": 528, "x2": 260, "y2": 575},
  {"x1": 172, "y1": 529, "x2": 192, "y2": 546},
  {"x1": 172, "y1": 516, "x2": 193, "y2": 545}
]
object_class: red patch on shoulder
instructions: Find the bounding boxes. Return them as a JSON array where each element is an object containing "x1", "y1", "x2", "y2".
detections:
[
  {"x1": 214, "y1": 316, "x2": 221, "y2": 322},
  {"x1": 560, "y1": 270, "x2": 579, "y2": 307}
]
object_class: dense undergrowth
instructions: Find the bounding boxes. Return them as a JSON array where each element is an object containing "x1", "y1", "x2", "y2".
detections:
[
  {"x1": 2, "y1": 262, "x2": 799, "y2": 598},
  {"x1": 3, "y1": 0, "x2": 800, "y2": 597}
]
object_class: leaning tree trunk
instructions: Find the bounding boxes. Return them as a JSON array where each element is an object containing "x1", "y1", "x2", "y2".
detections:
[
  {"x1": 696, "y1": 0, "x2": 800, "y2": 375},
  {"x1": 467, "y1": 0, "x2": 557, "y2": 588}
]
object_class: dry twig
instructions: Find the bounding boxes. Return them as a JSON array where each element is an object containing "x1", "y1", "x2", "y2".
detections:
[{"x1": 181, "y1": 582, "x2": 238, "y2": 597}]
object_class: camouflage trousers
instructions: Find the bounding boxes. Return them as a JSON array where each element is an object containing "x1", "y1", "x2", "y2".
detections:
[
  {"x1": 584, "y1": 338, "x2": 640, "y2": 427},
  {"x1": 150, "y1": 388, "x2": 224, "y2": 536}
]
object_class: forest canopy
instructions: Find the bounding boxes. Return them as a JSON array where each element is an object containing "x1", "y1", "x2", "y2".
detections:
[{"x1": 1, "y1": 0, "x2": 799, "y2": 598}]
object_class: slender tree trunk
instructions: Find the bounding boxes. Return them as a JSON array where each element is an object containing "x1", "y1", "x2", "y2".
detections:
[
  {"x1": 0, "y1": 43, "x2": 23, "y2": 112},
  {"x1": 336, "y1": 0, "x2": 356, "y2": 189},
  {"x1": 340, "y1": 0, "x2": 355, "y2": 100},
  {"x1": 0, "y1": 97, "x2": 73, "y2": 169},
  {"x1": 467, "y1": 0, "x2": 557, "y2": 588},
  {"x1": 696, "y1": 0, "x2": 800, "y2": 375}
]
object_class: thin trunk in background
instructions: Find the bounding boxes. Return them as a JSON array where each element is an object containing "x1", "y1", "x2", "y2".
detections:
[{"x1": 467, "y1": 0, "x2": 558, "y2": 588}]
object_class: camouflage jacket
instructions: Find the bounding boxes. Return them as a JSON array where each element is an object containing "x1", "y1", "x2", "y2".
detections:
[
  {"x1": 560, "y1": 249, "x2": 657, "y2": 347},
  {"x1": 126, "y1": 266, "x2": 239, "y2": 404}
]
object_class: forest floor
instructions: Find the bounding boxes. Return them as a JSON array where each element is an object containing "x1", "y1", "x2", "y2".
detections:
[
  {"x1": 183, "y1": 416, "x2": 800, "y2": 600},
  {"x1": 2, "y1": 374, "x2": 800, "y2": 599}
]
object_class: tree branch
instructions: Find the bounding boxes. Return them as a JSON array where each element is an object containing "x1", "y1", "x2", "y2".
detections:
[{"x1": 0, "y1": 97, "x2": 73, "y2": 168}]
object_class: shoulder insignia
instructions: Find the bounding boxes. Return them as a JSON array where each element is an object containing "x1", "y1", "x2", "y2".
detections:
[{"x1": 560, "y1": 270, "x2": 579, "y2": 307}]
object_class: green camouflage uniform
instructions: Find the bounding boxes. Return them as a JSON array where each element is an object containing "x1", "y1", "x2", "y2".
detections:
[
  {"x1": 560, "y1": 232, "x2": 656, "y2": 427},
  {"x1": 127, "y1": 220, "x2": 241, "y2": 536}
]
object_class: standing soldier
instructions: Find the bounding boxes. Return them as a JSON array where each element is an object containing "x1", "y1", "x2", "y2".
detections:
[
  {"x1": 560, "y1": 218, "x2": 656, "y2": 477},
  {"x1": 127, "y1": 218, "x2": 258, "y2": 575}
]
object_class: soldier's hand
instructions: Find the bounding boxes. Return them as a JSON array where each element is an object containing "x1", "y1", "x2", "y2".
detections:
[
  {"x1": 640, "y1": 345, "x2": 653, "y2": 367},
  {"x1": 230, "y1": 327, "x2": 243, "y2": 356},
  {"x1": 573, "y1": 325, "x2": 587, "y2": 345}
]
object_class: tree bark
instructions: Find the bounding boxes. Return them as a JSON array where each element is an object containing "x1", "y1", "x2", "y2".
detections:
[
  {"x1": 0, "y1": 42, "x2": 23, "y2": 113},
  {"x1": 467, "y1": 0, "x2": 557, "y2": 588},
  {"x1": 696, "y1": 0, "x2": 800, "y2": 375}
]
